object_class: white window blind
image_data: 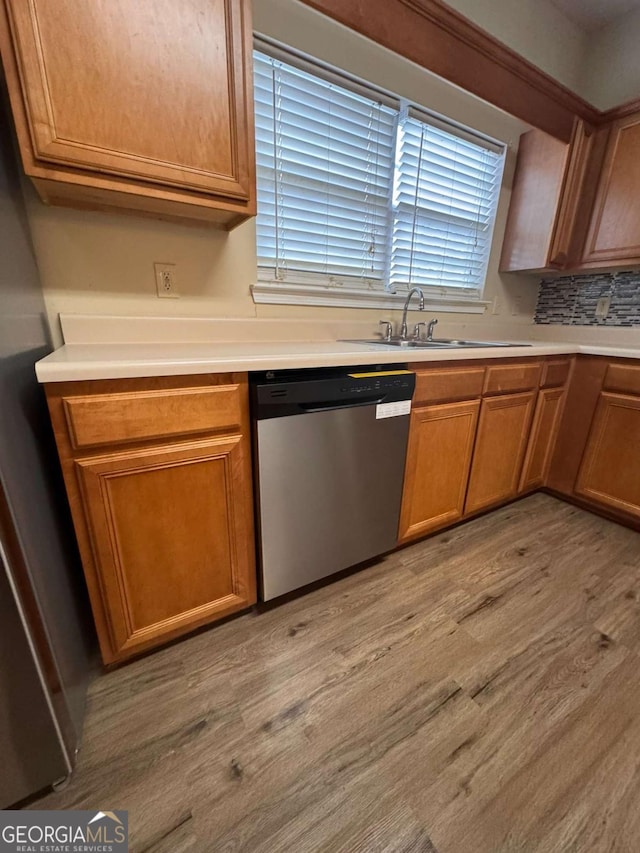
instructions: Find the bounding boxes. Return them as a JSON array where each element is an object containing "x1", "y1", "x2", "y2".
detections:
[
  {"x1": 254, "y1": 44, "x2": 506, "y2": 300},
  {"x1": 254, "y1": 49, "x2": 397, "y2": 289},
  {"x1": 390, "y1": 109, "x2": 505, "y2": 294}
]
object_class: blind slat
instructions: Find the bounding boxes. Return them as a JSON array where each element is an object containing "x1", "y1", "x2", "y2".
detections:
[{"x1": 254, "y1": 48, "x2": 505, "y2": 295}]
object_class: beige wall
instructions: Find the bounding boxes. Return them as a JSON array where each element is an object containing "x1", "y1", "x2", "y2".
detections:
[
  {"x1": 582, "y1": 8, "x2": 640, "y2": 110},
  {"x1": 444, "y1": 0, "x2": 640, "y2": 111},
  {"x1": 442, "y1": 0, "x2": 589, "y2": 94},
  {"x1": 28, "y1": 0, "x2": 538, "y2": 348}
]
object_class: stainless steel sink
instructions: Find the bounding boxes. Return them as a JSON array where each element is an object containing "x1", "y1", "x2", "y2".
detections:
[
  {"x1": 429, "y1": 339, "x2": 531, "y2": 348},
  {"x1": 342, "y1": 339, "x2": 451, "y2": 348},
  {"x1": 342, "y1": 338, "x2": 531, "y2": 349}
]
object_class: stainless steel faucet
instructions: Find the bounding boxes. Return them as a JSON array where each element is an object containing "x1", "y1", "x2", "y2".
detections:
[
  {"x1": 413, "y1": 321, "x2": 426, "y2": 341},
  {"x1": 400, "y1": 287, "x2": 424, "y2": 340},
  {"x1": 378, "y1": 320, "x2": 393, "y2": 341}
]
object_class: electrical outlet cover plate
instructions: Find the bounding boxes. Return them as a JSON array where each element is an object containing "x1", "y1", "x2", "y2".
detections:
[
  {"x1": 154, "y1": 263, "x2": 179, "y2": 298},
  {"x1": 595, "y1": 296, "x2": 610, "y2": 320}
]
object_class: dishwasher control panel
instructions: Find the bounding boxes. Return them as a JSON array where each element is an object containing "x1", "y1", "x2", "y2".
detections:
[{"x1": 251, "y1": 365, "x2": 415, "y2": 420}]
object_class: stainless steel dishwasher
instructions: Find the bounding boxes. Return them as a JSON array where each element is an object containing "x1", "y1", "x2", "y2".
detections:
[{"x1": 251, "y1": 366, "x2": 416, "y2": 601}]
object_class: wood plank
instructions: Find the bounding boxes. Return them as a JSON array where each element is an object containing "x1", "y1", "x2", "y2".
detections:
[{"x1": 29, "y1": 494, "x2": 640, "y2": 853}]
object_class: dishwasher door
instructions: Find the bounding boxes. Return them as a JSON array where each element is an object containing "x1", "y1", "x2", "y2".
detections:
[{"x1": 255, "y1": 403, "x2": 410, "y2": 601}]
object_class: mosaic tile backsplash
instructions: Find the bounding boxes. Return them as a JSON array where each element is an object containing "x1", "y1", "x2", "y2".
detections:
[{"x1": 535, "y1": 271, "x2": 640, "y2": 326}]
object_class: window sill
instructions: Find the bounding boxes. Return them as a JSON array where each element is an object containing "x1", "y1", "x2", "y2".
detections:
[{"x1": 251, "y1": 281, "x2": 489, "y2": 314}]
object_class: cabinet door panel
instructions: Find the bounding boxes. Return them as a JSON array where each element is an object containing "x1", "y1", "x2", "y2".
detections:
[
  {"x1": 575, "y1": 393, "x2": 640, "y2": 517},
  {"x1": 520, "y1": 388, "x2": 565, "y2": 492},
  {"x1": 499, "y1": 129, "x2": 569, "y2": 272},
  {"x1": 548, "y1": 118, "x2": 595, "y2": 268},
  {"x1": 583, "y1": 116, "x2": 640, "y2": 264},
  {"x1": 499, "y1": 120, "x2": 594, "y2": 273},
  {"x1": 5, "y1": 0, "x2": 253, "y2": 200},
  {"x1": 465, "y1": 392, "x2": 536, "y2": 514},
  {"x1": 76, "y1": 436, "x2": 256, "y2": 657},
  {"x1": 399, "y1": 400, "x2": 480, "y2": 542}
]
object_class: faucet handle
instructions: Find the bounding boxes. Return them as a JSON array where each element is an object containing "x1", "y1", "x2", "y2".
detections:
[
  {"x1": 378, "y1": 320, "x2": 393, "y2": 341},
  {"x1": 413, "y1": 322, "x2": 426, "y2": 341}
]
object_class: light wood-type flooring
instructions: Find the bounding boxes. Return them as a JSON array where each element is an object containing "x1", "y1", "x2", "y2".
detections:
[{"x1": 31, "y1": 494, "x2": 640, "y2": 852}]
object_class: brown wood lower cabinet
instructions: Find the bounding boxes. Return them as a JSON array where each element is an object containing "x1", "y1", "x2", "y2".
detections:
[
  {"x1": 47, "y1": 352, "x2": 640, "y2": 666},
  {"x1": 465, "y1": 391, "x2": 536, "y2": 514},
  {"x1": 519, "y1": 387, "x2": 566, "y2": 492},
  {"x1": 575, "y1": 392, "x2": 640, "y2": 518},
  {"x1": 46, "y1": 374, "x2": 256, "y2": 665},
  {"x1": 398, "y1": 400, "x2": 480, "y2": 542}
]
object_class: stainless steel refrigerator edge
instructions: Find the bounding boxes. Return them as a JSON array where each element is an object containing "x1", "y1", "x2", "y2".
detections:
[{"x1": 0, "y1": 90, "x2": 94, "y2": 806}]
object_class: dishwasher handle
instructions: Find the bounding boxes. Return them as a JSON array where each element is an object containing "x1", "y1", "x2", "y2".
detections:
[{"x1": 299, "y1": 396, "x2": 385, "y2": 414}]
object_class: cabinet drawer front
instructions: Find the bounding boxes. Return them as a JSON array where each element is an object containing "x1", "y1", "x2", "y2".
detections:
[
  {"x1": 63, "y1": 385, "x2": 242, "y2": 449},
  {"x1": 603, "y1": 363, "x2": 640, "y2": 396},
  {"x1": 483, "y1": 362, "x2": 542, "y2": 395},
  {"x1": 541, "y1": 359, "x2": 572, "y2": 388},
  {"x1": 412, "y1": 366, "x2": 485, "y2": 404}
]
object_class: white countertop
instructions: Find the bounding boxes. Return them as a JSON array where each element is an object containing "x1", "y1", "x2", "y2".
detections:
[
  {"x1": 34, "y1": 315, "x2": 640, "y2": 382},
  {"x1": 35, "y1": 339, "x2": 640, "y2": 383}
]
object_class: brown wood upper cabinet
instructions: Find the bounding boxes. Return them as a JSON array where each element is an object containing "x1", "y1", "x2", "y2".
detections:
[
  {"x1": 500, "y1": 119, "x2": 595, "y2": 273},
  {"x1": 581, "y1": 114, "x2": 640, "y2": 268},
  {"x1": 0, "y1": 0, "x2": 255, "y2": 228},
  {"x1": 46, "y1": 374, "x2": 257, "y2": 665}
]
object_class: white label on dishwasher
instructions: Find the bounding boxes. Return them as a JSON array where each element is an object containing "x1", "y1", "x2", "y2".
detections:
[{"x1": 376, "y1": 400, "x2": 411, "y2": 419}]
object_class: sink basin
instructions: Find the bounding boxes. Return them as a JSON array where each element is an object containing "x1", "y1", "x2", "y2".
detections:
[
  {"x1": 429, "y1": 339, "x2": 531, "y2": 348},
  {"x1": 342, "y1": 339, "x2": 452, "y2": 348},
  {"x1": 341, "y1": 338, "x2": 531, "y2": 349},
  {"x1": 342, "y1": 339, "x2": 453, "y2": 348}
]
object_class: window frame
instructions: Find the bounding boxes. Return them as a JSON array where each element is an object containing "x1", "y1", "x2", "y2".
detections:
[{"x1": 251, "y1": 37, "x2": 506, "y2": 315}]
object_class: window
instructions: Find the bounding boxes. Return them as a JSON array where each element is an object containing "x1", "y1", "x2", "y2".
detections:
[{"x1": 253, "y1": 43, "x2": 506, "y2": 308}]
